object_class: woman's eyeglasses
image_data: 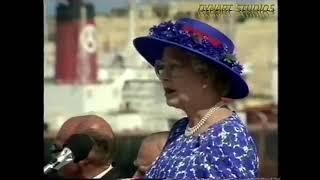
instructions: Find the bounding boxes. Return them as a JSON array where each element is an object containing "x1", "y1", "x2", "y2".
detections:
[{"x1": 154, "y1": 59, "x2": 185, "y2": 79}]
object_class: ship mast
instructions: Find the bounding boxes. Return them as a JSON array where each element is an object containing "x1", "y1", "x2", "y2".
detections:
[{"x1": 78, "y1": 3, "x2": 90, "y2": 84}]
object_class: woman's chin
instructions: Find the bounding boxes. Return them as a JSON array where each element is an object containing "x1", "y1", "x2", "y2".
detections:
[{"x1": 166, "y1": 98, "x2": 181, "y2": 108}]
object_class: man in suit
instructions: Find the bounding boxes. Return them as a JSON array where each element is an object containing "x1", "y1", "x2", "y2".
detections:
[
  {"x1": 52, "y1": 115, "x2": 118, "y2": 179},
  {"x1": 133, "y1": 131, "x2": 169, "y2": 178}
]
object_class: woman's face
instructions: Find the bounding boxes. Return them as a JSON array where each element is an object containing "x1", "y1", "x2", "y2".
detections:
[{"x1": 156, "y1": 47, "x2": 209, "y2": 109}]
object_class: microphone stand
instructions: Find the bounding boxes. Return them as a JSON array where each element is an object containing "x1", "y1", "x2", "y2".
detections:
[{"x1": 44, "y1": 148, "x2": 74, "y2": 174}]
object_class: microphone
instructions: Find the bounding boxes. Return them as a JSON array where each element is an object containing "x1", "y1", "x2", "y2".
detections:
[{"x1": 43, "y1": 134, "x2": 95, "y2": 174}]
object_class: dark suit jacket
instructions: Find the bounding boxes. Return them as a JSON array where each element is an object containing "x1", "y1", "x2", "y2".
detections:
[{"x1": 44, "y1": 167, "x2": 120, "y2": 179}]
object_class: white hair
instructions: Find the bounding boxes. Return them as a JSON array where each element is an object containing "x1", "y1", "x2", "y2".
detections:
[{"x1": 190, "y1": 55, "x2": 231, "y2": 97}]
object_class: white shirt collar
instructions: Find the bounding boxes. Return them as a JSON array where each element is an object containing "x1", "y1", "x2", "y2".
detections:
[{"x1": 93, "y1": 165, "x2": 113, "y2": 179}]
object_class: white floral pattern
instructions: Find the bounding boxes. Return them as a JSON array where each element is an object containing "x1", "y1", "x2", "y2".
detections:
[{"x1": 146, "y1": 113, "x2": 259, "y2": 179}]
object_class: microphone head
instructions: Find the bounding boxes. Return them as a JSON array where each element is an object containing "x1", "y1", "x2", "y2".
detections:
[{"x1": 64, "y1": 134, "x2": 95, "y2": 163}]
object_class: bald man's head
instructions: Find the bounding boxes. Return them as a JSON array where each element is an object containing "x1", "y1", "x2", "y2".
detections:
[
  {"x1": 55, "y1": 115, "x2": 115, "y2": 178},
  {"x1": 56, "y1": 115, "x2": 114, "y2": 147},
  {"x1": 55, "y1": 118, "x2": 83, "y2": 147},
  {"x1": 75, "y1": 115, "x2": 114, "y2": 139},
  {"x1": 134, "y1": 131, "x2": 169, "y2": 177}
]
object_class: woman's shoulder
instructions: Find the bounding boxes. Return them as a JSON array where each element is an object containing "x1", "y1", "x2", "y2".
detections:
[
  {"x1": 221, "y1": 113, "x2": 249, "y2": 133},
  {"x1": 204, "y1": 113, "x2": 256, "y2": 148},
  {"x1": 207, "y1": 113, "x2": 248, "y2": 134},
  {"x1": 204, "y1": 113, "x2": 259, "y2": 175}
]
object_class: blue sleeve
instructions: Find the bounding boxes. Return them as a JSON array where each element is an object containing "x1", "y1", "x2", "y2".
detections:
[{"x1": 204, "y1": 121, "x2": 259, "y2": 179}]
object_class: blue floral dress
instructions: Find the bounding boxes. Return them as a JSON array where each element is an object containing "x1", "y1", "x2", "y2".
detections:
[{"x1": 146, "y1": 113, "x2": 259, "y2": 179}]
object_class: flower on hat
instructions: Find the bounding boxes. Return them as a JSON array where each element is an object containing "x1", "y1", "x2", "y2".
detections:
[
  {"x1": 149, "y1": 20, "x2": 244, "y2": 76},
  {"x1": 224, "y1": 54, "x2": 237, "y2": 64}
]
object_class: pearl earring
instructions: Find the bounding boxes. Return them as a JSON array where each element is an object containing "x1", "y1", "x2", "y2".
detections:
[{"x1": 202, "y1": 84, "x2": 207, "y2": 88}]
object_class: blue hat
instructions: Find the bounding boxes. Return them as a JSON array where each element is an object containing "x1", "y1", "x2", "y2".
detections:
[{"x1": 133, "y1": 18, "x2": 249, "y2": 99}]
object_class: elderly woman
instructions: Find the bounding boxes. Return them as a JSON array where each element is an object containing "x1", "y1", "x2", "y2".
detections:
[{"x1": 133, "y1": 18, "x2": 259, "y2": 179}]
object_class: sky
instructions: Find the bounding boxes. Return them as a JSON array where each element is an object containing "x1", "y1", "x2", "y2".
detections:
[
  {"x1": 45, "y1": 0, "x2": 174, "y2": 17},
  {"x1": 46, "y1": 0, "x2": 129, "y2": 16}
]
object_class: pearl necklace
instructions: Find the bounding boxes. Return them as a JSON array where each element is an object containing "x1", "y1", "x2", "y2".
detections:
[{"x1": 184, "y1": 102, "x2": 225, "y2": 137}]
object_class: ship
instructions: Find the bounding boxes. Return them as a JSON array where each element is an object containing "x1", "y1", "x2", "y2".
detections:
[{"x1": 44, "y1": 0, "x2": 184, "y2": 136}]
